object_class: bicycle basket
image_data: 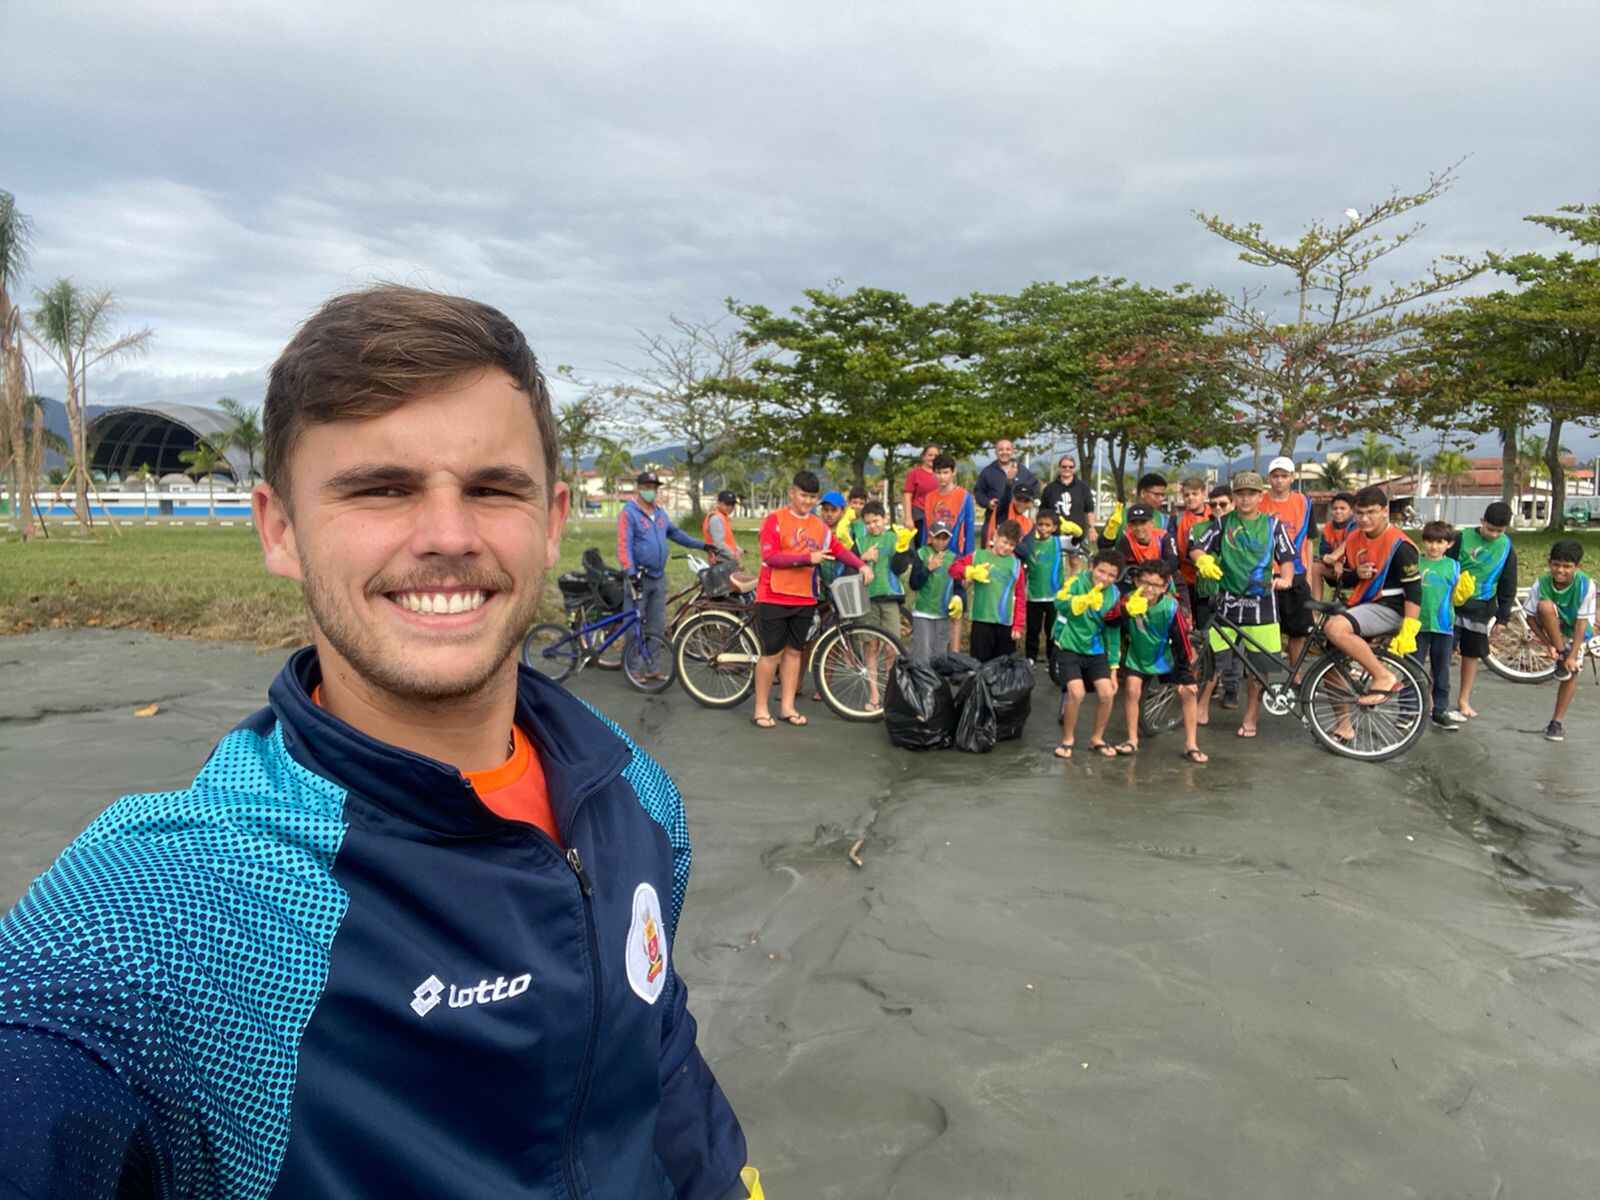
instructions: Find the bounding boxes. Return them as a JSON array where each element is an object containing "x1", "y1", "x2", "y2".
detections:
[
  {"x1": 829, "y1": 573, "x2": 869, "y2": 620},
  {"x1": 700, "y1": 560, "x2": 739, "y2": 599},
  {"x1": 557, "y1": 572, "x2": 598, "y2": 610},
  {"x1": 581, "y1": 547, "x2": 626, "y2": 612}
]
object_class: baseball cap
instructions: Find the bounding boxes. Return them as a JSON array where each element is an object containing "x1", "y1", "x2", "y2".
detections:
[
  {"x1": 820, "y1": 490, "x2": 846, "y2": 508},
  {"x1": 716, "y1": 489, "x2": 737, "y2": 505},
  {"x1": 1266, "y1": 456, "x2": 1296, "y2": 476},
  {"x1": 635, "y1": 470, "x2": 661, "y2": 487},
  {"x1": 928, "y1": 522, "x2": 953, "y2": 538},
  {"x1": 1126, "y1": 502, "x2": 1156, "y2": 524},
  {"x1": 1230, "y1": 471, "x2": 1266, "y2": 493}
]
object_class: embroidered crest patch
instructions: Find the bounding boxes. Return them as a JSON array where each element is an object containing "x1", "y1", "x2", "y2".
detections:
[{"x1": 625, "y1": 882, "x2": 669, "y2": 1004}]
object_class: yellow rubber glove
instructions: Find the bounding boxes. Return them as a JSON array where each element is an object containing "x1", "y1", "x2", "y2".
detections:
[
  {"x1": 1124, "y1": 591, "x2": 1149, "y2": 618},
  {"x1": 1388, "y1": 615, "x2": 1421, "y2": 657},
  {"x1": 1452, "y1": 569, "x2": 1476, "y2": 606},
  {"x1": 947, "y1": 595, "x2": 963, "y2": 619},
  {"x1": 1061, "y1": 520, "x2": 1083, "y2": 538},
  {"x1": 1069, "y1": 591, "x2": 1095, "y2": 616},
  {"x1": 1102, "y1": 502, "x2": 1124, "y2": 542},
  {"x1": 966, "y1": 561, "x2": 992, "y2": 584},
  {"x1": 1055, "y1": 580, "x2": 1075, "y2": 602},
  {"x1": 1194, "y1": 552, "x2": 1223, "y2": 582},
  {"x1": 893, "y1": 525, "x2": 917, "y2": 553},
  {"x1": 741, "y1": 1166, "x2": 765, "y2": 1199}
]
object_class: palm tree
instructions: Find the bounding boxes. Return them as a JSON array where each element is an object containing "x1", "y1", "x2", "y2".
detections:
[
  {"x1": 216, "y1": 397, "x2": 261, "y2": 482},
  {"x1": 128, "y1": 462, "x2": 155, "y2": 517},
  {"x1": 1428, "y1": 450, "x2": 1473, "y2": 522},
  {"x1": 1318, "y1": 455, "x2": 1354, "y2": 492},
  {"x1": 26, "y1": 280, "x2": 153, "y2": 528},
  {"x1": 1344, "y1": 432, "x2": 1393, "y2": 482},
  {"x1": 594, "y1": 438, "x2": 634, "y2": 501},
  {"x1": 0, "y1": 191, "x2": 35, "y2": 537},
  {"x1": 179, "y1": 440, "x2": 225, "y2": 517},
  {"x1": 1391, "y1": 448, "x2": 1421, "y2": 478}
]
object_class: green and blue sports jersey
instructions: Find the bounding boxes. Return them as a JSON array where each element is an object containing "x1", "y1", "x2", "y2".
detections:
[
  {"x1": 1530, "y1": 570, "x2": 1596, "y2": 637},
  {"x1": 1052, "y1": 572, "x2": 1120, "y2": 655},
  {"x1": 1456, "y1": 527, "x2": 1512, "y2": 601},
  {"x1": 857, "y1": 528, "x2": 905, "y2": 598},
  {"x1": 1417, "y1": 555, "x2": 1461, "y2": 634},
  {"x1": 1023, "y1": 533, "x2": 1067, "y2": 601},
  {"x1": 1122, "y1": 593, "x2": 1187, "y2": 675},
  {"x1": 911, "y1": 546, "x2": 956, "y2": 617},
  {"x1": 966, "y1": 548, "x2": 1023, "y2": 625}
]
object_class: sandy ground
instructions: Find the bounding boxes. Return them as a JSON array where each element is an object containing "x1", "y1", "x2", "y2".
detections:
[{"x1": 3, "y1": 630, "x2": 1599, "y2": 1198}]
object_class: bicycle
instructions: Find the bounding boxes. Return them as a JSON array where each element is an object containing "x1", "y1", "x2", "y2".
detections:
[
  {"x1": 1143, "y1": 598, "x2": 1429, "y2": 761},
  {"x1": 673, "y1": 578, "x2": 906, "y2": 720},
  {"x1": 1485, "y1": 586, "x2": 1600, "y2": 685},
  {"x1": 664, "y1": 548, "x2": 756, "y2": 645},
  {"x1": 522, "y1": 578, "x2": 676, "y2": 694}
]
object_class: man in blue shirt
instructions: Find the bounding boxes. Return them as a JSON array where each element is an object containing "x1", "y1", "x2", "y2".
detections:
[
  {"x1": 616, "y1": 469, "x2": 717, "y2": 648},
  {"x1": 0, "y1": 286, "x2": 757, "y2": 1200}
]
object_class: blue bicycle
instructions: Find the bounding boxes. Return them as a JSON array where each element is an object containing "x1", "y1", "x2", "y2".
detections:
[{"x1": 521, "y1": 578, "x2": 676, "y2": 694}]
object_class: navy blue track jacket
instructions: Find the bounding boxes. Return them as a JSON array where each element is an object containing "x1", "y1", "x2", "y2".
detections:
[{"x1": 0, "y1": 649, "x2": 747, "y2": 1199}]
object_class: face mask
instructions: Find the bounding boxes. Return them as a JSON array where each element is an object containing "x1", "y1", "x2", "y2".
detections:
[{"x1": 639, "y1": 489, "x2": 657, "y2": 503}]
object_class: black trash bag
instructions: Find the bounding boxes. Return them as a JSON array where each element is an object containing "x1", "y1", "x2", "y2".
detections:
[
  {"x1": 952, "y1": 672, "x2": 999, "y2": 754},
  {"x1": 885, "y1": 660, "x2": 957, "y2": 751},
  {"x1": 928, "y1": 651, "x2": 981, "y2": 694},
  {"x1": 980, "y1": 653, "x2": 1034, "y2": 742}
]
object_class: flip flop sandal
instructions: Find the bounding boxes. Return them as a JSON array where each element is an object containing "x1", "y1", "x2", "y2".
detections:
[
  {"x1": 1114, "y1": 742, "x2": 1139, "y2": 756},
  {"x1": 752, "y1": 715, "x2": 777, "y2": 729},
  {"x1": 1053, "y1": 743, "x2": 1075, "y2": 760},
  {"x1": 1180, "y1": 747, "x2": 1209, "y2": 763},
  {"x1": 1089, "y1": 741, "x2": 1118, "y2": 758},
  {"x1": 779, "y1": 713, "x2": 809, "y2": 727},
  {"x1": 1357, "y1": 686, "x2": 1403, "y2": 708},
  {"x1": 1236, "y1": 727, "x2": 1258, "y2": 738}
]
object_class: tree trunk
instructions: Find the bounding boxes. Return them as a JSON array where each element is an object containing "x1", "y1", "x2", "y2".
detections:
[
  {"x1": 1111, "y1": 439, "x2": 1130, "y2": 502},
  {"x1": 851, "y1": 447, "x2": 870, "y2": 492},
  {"x1": 1544, "y1": 418, "x2": 1566, "y2": 532},
  {"x1": 685, "y1": 456, "x2": 704, "y2": 520},
  {"x1": 1251, "y1": 432, "x2": 1262, "y2": 474},
  {"x1": 1499, "y1": 420, "x2": 1517, "y2": 507}
]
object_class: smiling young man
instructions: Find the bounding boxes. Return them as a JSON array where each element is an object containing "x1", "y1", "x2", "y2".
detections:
[{"x1": 0, "y1": 287, "x2": 757, "y2": 1200}]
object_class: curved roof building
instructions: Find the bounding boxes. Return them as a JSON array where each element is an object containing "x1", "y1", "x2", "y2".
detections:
[{"x1": 87, "y1": 403, "x2": 244, "y2": 481}]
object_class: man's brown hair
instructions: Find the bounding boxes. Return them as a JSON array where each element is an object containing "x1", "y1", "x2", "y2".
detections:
[{"x1": 263, "y1": 285, "x2": 558, "y2": 498}]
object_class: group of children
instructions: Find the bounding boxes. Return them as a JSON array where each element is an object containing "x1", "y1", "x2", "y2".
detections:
[{"x1": 757, "y1": 464, "x2": 1592, "y2": 752}]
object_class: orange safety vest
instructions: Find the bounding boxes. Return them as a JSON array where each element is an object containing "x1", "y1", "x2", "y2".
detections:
[
  {"x1": 1342, "y1": 523, "x2": 1413, "y2": 605},
  {"x1": 1320, "y1": 519, "x2": 1352, "y2": 556},
  {"x1": 701, "y1": 508, "x2": 738, "y2": 554},
  {"x1": 1175, "y1": 507, "x2": 1210, "y2": 585},
  {"x1": 767, "y1": 508, "x2": 830, "y2": 600},
  {"x1": 1259, "y1": 491, "x2": 1312, "y2": 570}
]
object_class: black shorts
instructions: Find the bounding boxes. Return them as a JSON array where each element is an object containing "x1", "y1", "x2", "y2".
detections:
[
  {"x1": 1056, "y1": 650, "x2": 1111, "y2": 687},
  {"x1": 755, "y1": 602, "x2": 814, "y2": 655},
  {"x1": 1125, "y1": 664, "x2": 1196, "y2": 687},
  {"x1": 1278, "y1": 575, "x2": 1313, "y2": 637},
  {"x1": 1457, "y1": 627, "x2": 1491, "y2": 659}
]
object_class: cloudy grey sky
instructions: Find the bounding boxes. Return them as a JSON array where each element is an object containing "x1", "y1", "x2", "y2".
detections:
[{"x1": 6, "y1": 0, "x2": 1599, "y2": 449}]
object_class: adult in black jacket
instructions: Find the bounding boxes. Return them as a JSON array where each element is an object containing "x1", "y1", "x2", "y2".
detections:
[{"x1": 973, "y1": 438, "x2": 1039, "y2": 547}]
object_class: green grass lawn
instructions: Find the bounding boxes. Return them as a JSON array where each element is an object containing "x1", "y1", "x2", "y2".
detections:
[
  {"x1": 2, "y1": 518, "x2": 1594, "y2": 645},
  {"x1": 0, "y1": 518, "x2": 744, "y2": 645}
]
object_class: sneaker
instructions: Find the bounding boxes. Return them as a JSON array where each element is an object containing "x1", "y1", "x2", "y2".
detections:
[
  {"x1": 1028, "y1": 658, "x2": 1038, "y2": 669},
  {"x1": 1442, "y1": 709, "x2": 1469, "y2": 724},
  {"x1": 1544, "y1": 720, "x2": 1565, "y2": 742},
  {"x1": 1430, "y1": 714, "x2": 1460, "y2": 732},
  {"x1": 1554, "y1": 649, "x2": 1574, "y2": 682},
  {"x1": 1219, "y1": 688, "x2": 1239, "y2": 710}
]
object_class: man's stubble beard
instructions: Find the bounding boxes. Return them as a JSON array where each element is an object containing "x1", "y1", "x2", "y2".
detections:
[{"x1": 300, "y1": 554, "x2": 546, "y2": 703}]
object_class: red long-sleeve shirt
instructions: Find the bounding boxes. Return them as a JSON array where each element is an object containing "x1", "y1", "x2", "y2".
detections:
[{"x1": 755, "y1": 509, "x2": 866, "y2": 606}]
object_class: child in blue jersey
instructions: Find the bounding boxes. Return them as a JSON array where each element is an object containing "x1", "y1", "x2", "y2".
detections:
[
  {"x1": 1416, "y1": 522, "x2": 1475, "y2": 732},
  {"x1": 1525, "y1": 540, "x2": 1596, "y2": 742}
]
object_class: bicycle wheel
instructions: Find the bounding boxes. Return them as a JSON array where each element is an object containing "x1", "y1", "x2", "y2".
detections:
[
  {"x1": 1485, "y1": 609, "x2": 1558, "y2": 683},
  {"x1": 521, "y1": 623, "x2": 579, "y2": 682},
  {"x1": 623, "y1": 632, "x2": 676, "y2": 693},
  {"x1": 813, "y1": 624, "x2": 903, "y2": 722},
  {"x1": 675, "y1": 612, "x2": 760, "y2": 708},
  {"x1": 1300, "y1": 649, "x2": 1428, "y2": 762}
]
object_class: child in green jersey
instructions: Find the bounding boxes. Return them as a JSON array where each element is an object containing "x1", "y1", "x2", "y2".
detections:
[
  {"x1": 1524, "y1": 540, "x2": 1595, "y2": 742},
  {"x1": 907, "y1": 523, "x2": 959, "y2": 659},
  {"x1": 1052, "y1": 550, "x2": 1125, "y2": 760},
  {"x1": 1018, "y1": 509, "x2": 1068, "y2": 669},
  {"x1": 952, "y1": 519, "x2": 1028, "y2": 662},
  {"x1": 1117, "y1": 560, "x2": 1207, "y2": 762},
  {"x1": 1417, "y1": 522, "x2": 1475, "y2": 732},
  {"x1": 853, "y1": 501, "x2": 918, "y2": 703}
]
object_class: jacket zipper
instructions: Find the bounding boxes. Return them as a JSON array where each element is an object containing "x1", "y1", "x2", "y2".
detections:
[{"x1": 562, "y1": 846, "x2": 602, "y2": 1200}]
